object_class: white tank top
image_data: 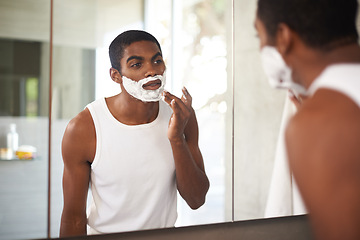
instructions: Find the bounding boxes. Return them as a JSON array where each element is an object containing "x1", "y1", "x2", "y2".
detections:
[
  {"x1": 86, "y1": 98, "x2": 177, "y2": 234},
  {"x1": 308, "y1": 64, "x2": 360, "y2": 107}
]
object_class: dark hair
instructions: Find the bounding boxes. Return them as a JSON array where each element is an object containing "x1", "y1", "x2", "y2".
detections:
[
  {"x1": 109, "y1": 30, "x2": 162, "y2": 73},
  {"x1": 257, "y1": 0, "x2": 359, "y2": 50}
]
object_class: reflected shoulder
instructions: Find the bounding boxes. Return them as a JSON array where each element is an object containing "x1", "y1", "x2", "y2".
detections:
[
  {"x1": 65, "y1": 109, "x2": 94, "y2": 138},
  {"x1": 62, "y1": 108, "x2": 96, "y2": 164}
]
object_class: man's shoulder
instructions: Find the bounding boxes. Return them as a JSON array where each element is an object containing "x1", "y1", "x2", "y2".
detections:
[
  {"x1": 69, "y1": 98, "x2": 105, "y2": 130},
  {"x1": 286, "y1": 89, "x2": 360, "y2": 156},
  {"x1": 286, "y1": 86, "x2": 360, "y2": 193},
  {"x1": 62, "y1": 108, "x2": 96, "y2": 163},
  {"x1": 65, "y1": 108, "x2": 94, "y2": 141}
]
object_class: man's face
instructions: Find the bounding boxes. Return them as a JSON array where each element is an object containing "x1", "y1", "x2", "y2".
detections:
[
  {"x1": 254, "y1": 16, "x2": 273, "y2": 49},
  {"x1": 120, "y1": 40, "x2": 166, "y2": 90},
  {"x1": 254, "y1": 14, "x2": 308, "y2": 96}
]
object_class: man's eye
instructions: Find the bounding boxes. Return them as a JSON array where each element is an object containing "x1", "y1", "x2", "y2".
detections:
[
  {"x1": 154, "y1": 59, "x2": 163, "y2": 64},
  {"x1": 131, "y1": 63, "x2": 141, "y2": 68}
]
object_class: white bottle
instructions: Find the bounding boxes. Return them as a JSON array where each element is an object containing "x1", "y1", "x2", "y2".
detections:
[{"x1": 7, "y1": 123, "x2": 19, "y2": 159}]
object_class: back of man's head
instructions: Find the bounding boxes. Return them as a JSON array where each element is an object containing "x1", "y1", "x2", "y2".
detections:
[
  {"x1": 257, "y1": 0, "x2": 359, "y2": 50},
  {"x1": 109, "y1": 30, "x2": 162, "y2": 73}
]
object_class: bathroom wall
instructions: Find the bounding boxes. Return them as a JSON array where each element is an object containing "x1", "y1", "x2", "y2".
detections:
[{"x1": 232, "y1": 0, "x2": 286, "y2": 220}]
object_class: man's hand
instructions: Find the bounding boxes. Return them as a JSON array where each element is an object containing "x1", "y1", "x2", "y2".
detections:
[
  {"x1": 288, "y1": 89, "x2": 307, "y2": 110},
  {"x1": 162, "y1": 87, "x2": 209, "y2": 209},
  {"x1": 163, "y1": 87, "x2": 192, "y2": 142}
]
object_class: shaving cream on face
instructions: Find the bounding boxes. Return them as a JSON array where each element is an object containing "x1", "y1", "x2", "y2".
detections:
[
  {"x1": 121, "y1": 72, "x2": 166, "y2": 102},
  {"x1": 260, "y1": 46, "x2": 308, "y2": 97}
]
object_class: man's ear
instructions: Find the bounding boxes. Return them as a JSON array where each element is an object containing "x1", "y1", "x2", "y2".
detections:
[
  {"x1": 110, "y1": 67, "x2": 122, "y2": 84},
  {"x1": 276, "y1": 23, "x2": 293, "y2": 56}
]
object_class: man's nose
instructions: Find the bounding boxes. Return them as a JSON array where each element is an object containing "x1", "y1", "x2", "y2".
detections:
[{"x1": 144, "y1": 63, "x2": 156, "y2": 77}]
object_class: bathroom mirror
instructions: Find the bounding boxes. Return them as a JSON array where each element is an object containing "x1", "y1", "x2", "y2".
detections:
[{"x1": 49, "y1": 0, "x2": 234, "y2": 236}]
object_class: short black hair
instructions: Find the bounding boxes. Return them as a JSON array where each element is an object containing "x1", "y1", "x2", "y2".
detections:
[
  {"x1": 257, "y1": 0, "x2": 359, "y2": 50},
  {"x1": 109, "y1": 30, "x2": 162, "y2": 73}
]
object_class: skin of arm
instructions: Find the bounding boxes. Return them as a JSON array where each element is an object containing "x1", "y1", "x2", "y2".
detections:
[
  {"x1": 163, "y1": 87, "x2": 210, "y2": 209},
  {"x1": 285, "y1": 89, "x2": 360, "y2": 240},
  {"x1": 59, "y1": 109, "x2": 95, "y2": 237}
]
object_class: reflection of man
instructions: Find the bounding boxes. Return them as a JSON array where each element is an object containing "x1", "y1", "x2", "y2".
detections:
[
  {"x1": 60, "y1": 30, "x2": 209, "y2": 237},
  {"x1": 255, "y1": 0, "x2": 360, "y2": 239}
]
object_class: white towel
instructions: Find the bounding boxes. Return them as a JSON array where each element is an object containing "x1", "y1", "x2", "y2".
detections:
[{"x1": 264, "y1": 94, "x2": 307, "y2": 218}]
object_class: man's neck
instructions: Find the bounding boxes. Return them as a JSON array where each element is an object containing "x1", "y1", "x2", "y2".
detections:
[
  {"x1": 107, "y1": 93, "x2": 160, "y2": 125},
  {"x1": 292, "y1": 42, "x2": 360, "y2": 89}
]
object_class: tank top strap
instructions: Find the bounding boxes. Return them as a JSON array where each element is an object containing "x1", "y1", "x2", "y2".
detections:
[{"x1": 309, "y1": 64, "x2": 360, "y2": 108}]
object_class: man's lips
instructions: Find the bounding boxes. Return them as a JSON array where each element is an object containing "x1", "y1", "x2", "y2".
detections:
[{"x1": 142, "y1": 80, "x2": 162, "y2": 90}]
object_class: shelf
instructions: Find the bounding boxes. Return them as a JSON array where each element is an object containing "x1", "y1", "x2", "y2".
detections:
[{"x1": 0, "y1": 157, "x2": 37, "y2": 161}]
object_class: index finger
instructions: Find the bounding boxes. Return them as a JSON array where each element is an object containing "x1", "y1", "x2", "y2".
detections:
[
  {"x1": 163, "y1": 90, "x2": 179, "y2": 105},
  {"x1": 163, "y1": 90, "x2": 190, "y2": 113},
  {"x1": 181, "y1": 87, "x2": 192, "y2": 106}
]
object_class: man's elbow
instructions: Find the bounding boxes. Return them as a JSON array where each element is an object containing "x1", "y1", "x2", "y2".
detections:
[
  {"x1": 60, "y1": 211, "x2": 87, "y2": 237},
  {"x1": 188, "y1": 196, "x2": 206, "y2": 210},
  {"x1": 188, "y1": 181, "x2": 210, "y2": 210}
]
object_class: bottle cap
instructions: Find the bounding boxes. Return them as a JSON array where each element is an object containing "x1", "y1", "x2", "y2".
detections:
[{"x1": 10, "y1": 123, "x2": 16, "y2": 132}]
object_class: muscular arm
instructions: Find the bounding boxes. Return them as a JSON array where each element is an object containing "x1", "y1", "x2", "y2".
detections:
[
  {"x1": 285, "y1": 89, "x2": 360, "y2": 240},
  {"x1": 60, "y1": 109, "x2": 95, "y2": 237},
  {"x1": 163, "y1": 88, "x2": 209, "y2": 209}
]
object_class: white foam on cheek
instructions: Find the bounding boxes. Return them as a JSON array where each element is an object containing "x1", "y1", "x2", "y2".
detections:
[
  {"x1": 121, "y1": 72, "x2": 166, "y2": 102},
  {"x1": 260, "y1": 46, "x2": 308, "y2": 97}
]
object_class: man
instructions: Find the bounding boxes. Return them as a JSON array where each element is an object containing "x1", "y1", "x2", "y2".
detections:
[
  {"x1": 60, "y1": 30, "x2": 209, "y2": 237},
  {"x1": 255, "y1": 0, "x2": 360, "y2": 239}
]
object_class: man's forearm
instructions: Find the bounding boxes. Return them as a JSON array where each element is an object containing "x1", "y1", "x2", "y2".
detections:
[{"x1": 170, "y1": 137, "x2": 209, "y2": 209}]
